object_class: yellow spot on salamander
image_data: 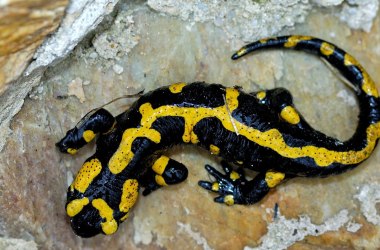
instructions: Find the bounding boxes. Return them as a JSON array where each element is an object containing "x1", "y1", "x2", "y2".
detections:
[
  {"x1": 344, "y1": 53, "x2": 379, "y2": 98},
  {"x1": 212, "y1": 182, "x2": 219, "y2": 191},
  {"x1": 169, "y1": 82, "x2": 187, "y2": 94},
  {"x1": 108, "y1": 126, "x2": 161, "y2": 174},
  {"x1": 225, "y1": 88, "x2": 240, "y2": 110},
  {"x1": 260, "y1": 37, "x2": 277, "y2": 44},
  {"x1": 284, "y1": 35, "x2": 312, "y2": 48},
  {"x1": 66, "y1": 197, "x2": 89, "y2": 217},
  {"x1": 119, "y1": 179, "x2": 139, "y2": 213},
  {"x1": 256, "y1": 91, "x2": 266, "y2": 100},
  {"x1": 67, "y1": 148, "x2": 77, "y2": 155},
  {"x1": 265, "y1": 171, "x2": 285, "y2": 188},
  {"x1": 209, "y1": 144, "x2": 220, "y2": 155},
  {"x1": 92, "y1": 199, "x2": 118, "y2": 235},
  {"x1": 230, "y1": 171, "x2": 240, "y2": 181},
  {"x1": 120, "y1": 213, "x2": 129, "y2": 222},
  {"x1": 190, "y1": 131, "x2": 199, "y2": 144},
  {"x1": 224, "y1": 195, "x2": 235, "y2": 206},
  {"x1": 183, "y1": 122, "x2": 200, "y2": 143},
  {"x1": 280, "y1": 106, "x2": 301, "y2": 125},
  {"x1": 155, "y1": 175, "x2": 167, "y2": 186},
  {"x1": 320, "y1": 42, "x2": 335, "y2": 56},
  {"x1": 152, "y1": 156, "x2": 170, "y2": 175},
  {"x1": 83, "y1": 130, "x2": 96, "y2": 143},
  {"x1": 73, "y1": 158, "x2": 102, "y2": 193},
  {"x1": 236, "y1": 47, "x2": 247, "y2": 57}
]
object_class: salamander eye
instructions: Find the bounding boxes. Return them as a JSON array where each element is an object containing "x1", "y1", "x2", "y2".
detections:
[{"x1": 70, "y1": 205, "x2": 103, "y2": 238}]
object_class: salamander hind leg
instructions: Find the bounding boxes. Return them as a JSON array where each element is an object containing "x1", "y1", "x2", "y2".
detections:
[
  {"x1": 258, "y1": 88, "x2": 312, "y2": 130},
  {"x1": 141, "y1": 155, "x2": 188, "y2": 196},
  {"x1": 199, "y1": 161, "x2": 287, "y2": 205},
  {"x1": 56, "y1": 108, "x2": 115, "y2": 155}
]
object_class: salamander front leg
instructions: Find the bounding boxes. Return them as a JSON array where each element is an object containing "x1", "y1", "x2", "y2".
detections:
[
  {"x1": 56, "y1": 108, "x2": 115, "y2": 155},
  {"x1": 141, "y1": 155, "x2": 188, "y2": 196},
  {"x1": 199, "y1": 161, "x2": 287, "y2": 205}
]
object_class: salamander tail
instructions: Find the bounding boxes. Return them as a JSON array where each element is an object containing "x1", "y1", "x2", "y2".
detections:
[{"x1": 232, "y1": 35, "x2": 380, "y2": 166}]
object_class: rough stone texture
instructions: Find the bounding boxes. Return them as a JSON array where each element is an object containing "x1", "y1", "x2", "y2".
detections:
[
  {"x1": 146, "y1": 0, "x2": 311, "y2": 43},
  {"x1": 0, "y1": 0, "x2": 68, "y2": 94},
  {"x1": 26, "y1": 0, "x2": 120, "y2": 74},
  {"x1": 339, "y1": 0, "x2": 379, "y2": 32},
  {"x1": 247, "y1": 210, "x2": 352, "y2": 250},
  {"x1": 0, "y1": 0, "x2": 119, "y2": 153},
  {"x1": 0, "y1": 237, "x2": 38, "y2": 250},
  {"x1": 355, "y1": 184, "x2": 380, "y2": 226},
  {"x1": 92, "y1": 13, "x2": 139, "y2": 60},
  {"x1": 313, "y1": 0, "x2": 343, "y2": 6},
  {"x1": 1, "y1": 0, "x2": 380, "y2": 249}
]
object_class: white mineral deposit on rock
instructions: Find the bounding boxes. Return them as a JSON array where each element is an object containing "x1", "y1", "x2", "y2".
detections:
[
  {"x1": 313, "y1": 0, "x2": 344, "y2": 6},
  {"x1": 26, "y1": 0, "x2": 119, "y2": 74},
  {"x1": 113, "y1": 64, "x2": 124, "y2": 74},
  {"x1": 339, "y1": 0, "x2": 379, "y2": 32}
]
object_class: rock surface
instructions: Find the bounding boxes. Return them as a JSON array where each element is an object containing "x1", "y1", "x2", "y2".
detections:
[
  {"x1": 0, "y1": 0, "x2": 120, "y2": 158},
  {"x1": 0, "y1": 0, "x2": 68, "y2": 93},
  {"x1": 1, "y1": 0, "x2": 380, "y2": 249}
]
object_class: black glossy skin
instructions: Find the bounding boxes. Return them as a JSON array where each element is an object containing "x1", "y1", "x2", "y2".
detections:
[{"x1": 56, "y1": 36, "x2": 380, "y2": 237}]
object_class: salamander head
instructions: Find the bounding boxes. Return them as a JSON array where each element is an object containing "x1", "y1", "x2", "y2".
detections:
[
  {"x1": 56, "y1": 128, "x2": 83, "y2": 155},
  {"x1": 68, "y1": 203, "x2": 104, "y2": 238},
  {"x1": 66, "y1": 177, "x2": 139, "y2": 237},
  {"x1": 65, "y1": 193, "x2": 133, "y2": 237}
]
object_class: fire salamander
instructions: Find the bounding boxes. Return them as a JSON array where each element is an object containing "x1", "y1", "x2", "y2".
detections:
[{"x1": 56, "y1": 35, "x2": 380, "y2": 237}]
